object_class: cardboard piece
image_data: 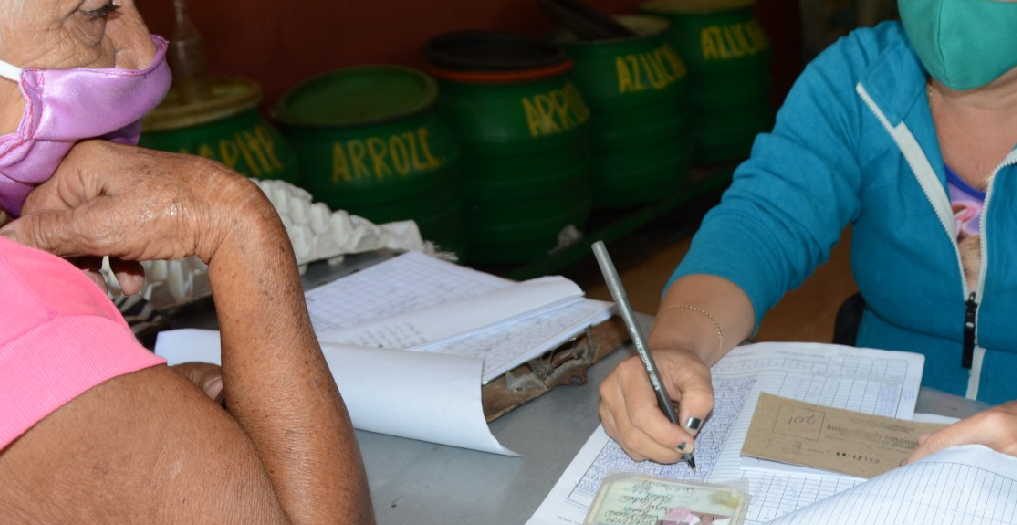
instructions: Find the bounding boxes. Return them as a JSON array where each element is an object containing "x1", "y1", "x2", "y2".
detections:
[
  {"x1": 741, "y1": 393, "x2": 946, "y2": 478},
  {"x1": 482, "y1": 318, "x2": 627, "y2": 422}
]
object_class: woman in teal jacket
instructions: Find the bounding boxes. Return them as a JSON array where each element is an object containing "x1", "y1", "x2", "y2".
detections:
[{"x1": 598, "y1": 0, "x2": 1017, "y2": 465}]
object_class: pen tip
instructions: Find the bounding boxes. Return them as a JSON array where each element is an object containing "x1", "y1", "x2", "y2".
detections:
[{"x1": 688, "y1": 456, "x2": 697, "y2": 470}]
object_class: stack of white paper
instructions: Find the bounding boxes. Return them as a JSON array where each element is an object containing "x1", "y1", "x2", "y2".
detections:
[{"x1": 156, "y1": 252, "x2": 612, "y2": 455}]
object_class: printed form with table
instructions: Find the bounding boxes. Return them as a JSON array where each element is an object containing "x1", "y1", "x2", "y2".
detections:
[{"x1": 154, "y1": 252, "x2": 1017, "y2": 525}]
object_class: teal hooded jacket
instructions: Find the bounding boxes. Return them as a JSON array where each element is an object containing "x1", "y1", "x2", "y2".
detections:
[{"x1": 671, "y1": 22, "x2": 1017, "y2": 404}]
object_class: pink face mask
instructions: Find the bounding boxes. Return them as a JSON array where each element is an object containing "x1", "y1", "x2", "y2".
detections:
[{"x1": 0, "y1": 36, "x2": 172, "y2": 215}]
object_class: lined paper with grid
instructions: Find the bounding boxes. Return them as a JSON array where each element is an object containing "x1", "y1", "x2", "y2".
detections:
[
  {"x1": 706, "y1": 346, "x2": 921, "y2": 524},
  {"x1": 771, "y1": 446, "x2": 1017, "y2": 525},
  {"x1": 567, "y1": 375, "x2": 758, "y2": 508},
  {"x1": 304, "y1": 252, "x2": 612, "y2": 383},
  {"x1": 305, "y1": 252, "x2": 510, "y2": 333},
  {"x1": 746, "y1": 470, "x2": 863, "y2": 522}
]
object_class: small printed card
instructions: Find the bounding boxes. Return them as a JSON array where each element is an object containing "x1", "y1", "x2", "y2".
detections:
[
  {"x1": 741, "y1": 393, "x2": 946, "y2": 478},
  {"x1": 584, "y1": 474, "x2": 748, "y2": 525}
]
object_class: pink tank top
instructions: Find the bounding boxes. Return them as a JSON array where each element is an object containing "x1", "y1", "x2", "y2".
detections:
[{"x1": 0, "y1": 237, "x2": 164, "y2": 450}]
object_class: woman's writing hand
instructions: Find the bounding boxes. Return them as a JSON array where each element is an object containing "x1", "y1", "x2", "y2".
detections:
[
  {"x1": 599, "y1": 347, "x2": 714, "y2": 463},
  {"x1": 908, "y1": 402, "x2": 1017, "y2": 463}
]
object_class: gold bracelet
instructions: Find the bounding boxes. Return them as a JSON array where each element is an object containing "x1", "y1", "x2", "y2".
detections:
[{"x1": 660, "y1": 304, "x2": 725, "y2": 351}]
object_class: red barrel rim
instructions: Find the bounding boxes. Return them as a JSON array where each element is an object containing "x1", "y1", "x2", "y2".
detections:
[{"x1": 429, "y1": 60, "x2": 574, "y2": 84}]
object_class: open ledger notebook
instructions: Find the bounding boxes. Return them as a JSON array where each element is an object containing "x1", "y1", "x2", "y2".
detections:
[
  {"x1": 529, "y1": 342, "x2": 1017, "y2": 525},
  {"x1": 156, "y1": 252, "x2": 613, "y2": 455}
]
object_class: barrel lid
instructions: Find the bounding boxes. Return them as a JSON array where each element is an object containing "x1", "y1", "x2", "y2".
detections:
[
  {"x1": 558, "y1": 14, "x2": 671, "y2": 44},
  {"x1": 143, "y1": 76, "x2": 262, "y2": 132},
  {"x1": 616, "y1": 14, "x2": 671, "y2": 37},
  {"x1": 427, "y1": 31, "x2": 568, "y2": 71},
  {"x1": 641, "y1": 0, "x2": 755, "y2": 15},
  {"x1": 273, "y1": 66, "x2": 438, "y2": 128},
  {"x1": 537, "y1": 0, "x2": 636, "y2": 41}
]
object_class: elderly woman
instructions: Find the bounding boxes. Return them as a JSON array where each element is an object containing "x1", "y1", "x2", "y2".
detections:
[
  {"x1": 0, "y1": 1, "x2": 374, "y2": 523},
  {"x1": 600, "y1": 0, "x2": 1017, "y2": 465}
]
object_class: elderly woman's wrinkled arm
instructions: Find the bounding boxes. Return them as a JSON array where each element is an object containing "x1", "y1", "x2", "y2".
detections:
[{"x1": 0, "y1": 142, "x2": 375, "y2": 524}]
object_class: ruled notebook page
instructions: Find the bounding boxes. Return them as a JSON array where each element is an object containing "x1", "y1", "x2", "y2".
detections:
[
  {"x1": 769, "y1": 445, "x2": 1017, "y2": 525},
  {"x1": 304, "y1": 251, "x2": 511, "y2": 333},
  {"x1": 305, "y1": 251, "x2": 612, "y2": 383}
]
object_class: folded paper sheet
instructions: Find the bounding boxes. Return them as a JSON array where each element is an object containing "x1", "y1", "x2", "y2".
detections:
[{"x1": 155, "y1": 330, "x2": 516, "y2": 455}]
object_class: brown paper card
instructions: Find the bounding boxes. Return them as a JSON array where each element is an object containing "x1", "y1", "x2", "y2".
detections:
[{"x1": 741, "y1": 393, "x2": 946, "y2": 478}]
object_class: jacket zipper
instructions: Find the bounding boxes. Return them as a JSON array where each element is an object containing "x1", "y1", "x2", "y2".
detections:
[
  {"x1": 963, "y1": 293, "x2": 976, "y2": 369},
  {"x1": 856, "y1": 83, "x2": 1017, "y2": 399},
  {"x1": 964, "y1": 152, "x2": 1017, "y2": 374}
]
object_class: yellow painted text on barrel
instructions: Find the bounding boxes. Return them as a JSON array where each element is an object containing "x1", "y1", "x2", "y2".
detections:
[
  {"x1": 185, "y1": 125, "x2": 285, "y2": 177},
  {"x1": 616, "y1": 45, "x2": 687, "y2": 94},
  {"x1": 522, "y1": 82, "x2": 591, "y2": 138},
  {"x1": 332, "y1": 127, "x2": 442, "y2": 183},
  {"x1": 700, "y1": 20, "x2": 769, "y2": 60}
]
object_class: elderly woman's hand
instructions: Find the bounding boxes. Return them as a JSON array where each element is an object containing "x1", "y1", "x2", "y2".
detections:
[
  {"x1": 171, "y1": 362, "x2": 225, "y2": 406},
  {"x1": 908, "y1": 402, "x2": 1017, "y2": 462},
  {"x1": 0, "y1": 140, "x2": 275, "y2": 266}
]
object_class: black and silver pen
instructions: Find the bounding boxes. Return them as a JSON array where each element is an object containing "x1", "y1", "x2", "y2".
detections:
[{"x1": 591, "y1": 241, "x2": 696, "y2": 469}]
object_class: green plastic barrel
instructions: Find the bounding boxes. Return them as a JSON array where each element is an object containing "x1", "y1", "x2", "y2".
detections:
[
  {"x1": 561, "y1": 15, "x2": 691, "y2": 210},
  {"x1": 642, "y1": 0, "x2": 773, "y2": 164},
  {"x1": 428, "y1": 32, "x2": 593, "y2": 265},
  {"x1": 273, "y1": 66, "x2": 466, "y2": 255},
  {"x1": 141, "y1": 77, "x2": 301, "y2": 184}
]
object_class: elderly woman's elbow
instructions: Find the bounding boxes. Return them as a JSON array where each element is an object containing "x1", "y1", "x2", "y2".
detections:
[{"x1": 0, "y1": 366, "x2": 293, "y2": 524}]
